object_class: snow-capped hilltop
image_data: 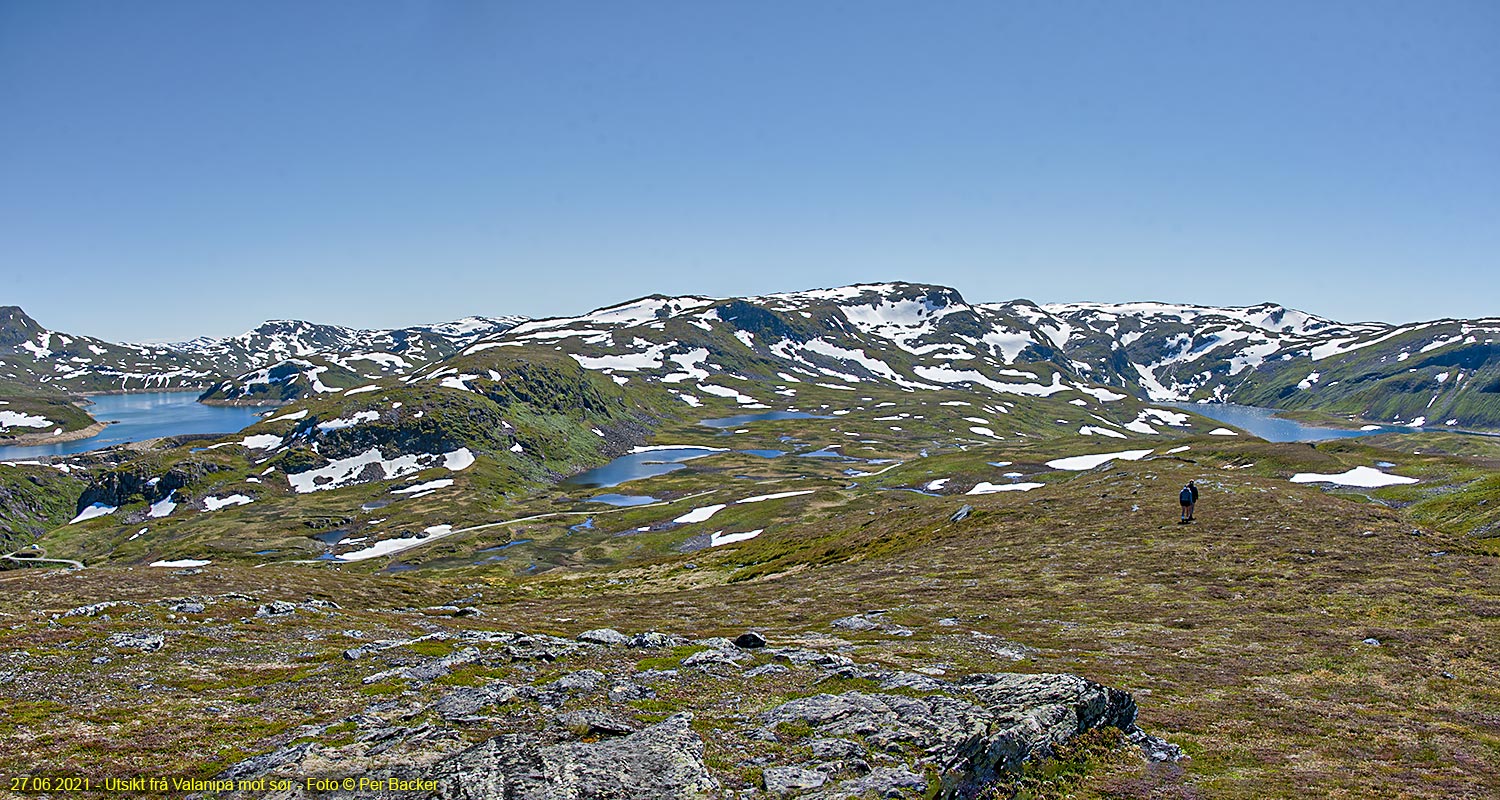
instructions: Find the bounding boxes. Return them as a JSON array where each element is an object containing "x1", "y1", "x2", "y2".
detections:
[{"x1": 3, "y1": 284, "x2": 1497, "y2": 430}]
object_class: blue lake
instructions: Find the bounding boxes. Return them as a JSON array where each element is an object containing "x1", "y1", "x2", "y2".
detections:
[
  {"x1": 562, "y1": 447, "x2": 723, "y2": 489},
  {"x1": 699, "y1": 410, "x2": 830, "y2": 429},
  {"x1": 586, "y1": 493, "x2": 660, "y2": 506},
  {"x1": 0, "y1": 392, "x2": 264, "y2": 460},
  {"x1": 1166, "y1": 402, "x2": 1411, "y2": 443}
]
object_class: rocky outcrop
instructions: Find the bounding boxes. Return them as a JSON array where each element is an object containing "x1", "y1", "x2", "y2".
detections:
[
  {"x1": 429, "y1": 713, "x2": 717, "y2": 800},
  {"x1": 215, "y1": 630, "x2": 1179, "y2": 799}
]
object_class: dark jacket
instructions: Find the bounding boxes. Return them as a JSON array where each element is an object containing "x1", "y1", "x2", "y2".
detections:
[{"x1": 1180, "y1": 484, "x2": 1198, "y2": 504}]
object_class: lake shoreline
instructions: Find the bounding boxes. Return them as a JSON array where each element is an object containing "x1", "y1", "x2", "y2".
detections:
[{"x1": 0, "y1": 421, "x2": 110, "y2": 448}]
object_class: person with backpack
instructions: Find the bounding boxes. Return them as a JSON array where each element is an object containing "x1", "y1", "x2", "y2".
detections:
[{"x1": 1179, "y1": 480, "x2": 1199, "y2": 523}]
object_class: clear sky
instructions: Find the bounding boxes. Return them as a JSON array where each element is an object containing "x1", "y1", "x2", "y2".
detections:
[{"x1": 3, "y1": 1, "x2": 1496, "y2": 341}]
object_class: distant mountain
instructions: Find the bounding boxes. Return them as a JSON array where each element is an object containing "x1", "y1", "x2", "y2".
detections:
[
  {"x1": 0, "y1": 308, "x2": 526, "y2": 426},
  {"x1": 447, "y1": 284, "x2": 1497, "y2": 430},
  {"x1": 190, "y1": 316, "x2": 525, "y2": 404},
  {"x1": 1037, "y1": 301, "x2": 1500, "y2": 428},
  {"x1": 4, "y1": 285, "x2": 1497, "y2": 435}
]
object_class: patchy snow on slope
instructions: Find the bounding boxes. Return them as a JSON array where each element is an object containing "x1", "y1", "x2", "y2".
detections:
[
  {"x1": 1142, "y1": 408, "x2": 1191, "y2": 426},
  {"x1": 148, "y1": 493, "x2": 177, "y2": 518},
  {"x1": 1297, "y1": 372, "x2": 1321, "y2": 390},
  {"x1": 1208, "y1": 428, "x2": 1238, "y2": 436},
  {"x1": 572, "y1": 341, "x2": 673, "y2": 372},
  {"x1": 697, "y1": 383, "x2": 760, "y2": 405},
  {"x1": 1289, "y1": 466, "x2": 1417, "y2": 487},
  {"x1": 444, "y1": 448, "x2": 476, "y2": 471},
  {"x1": 203, "y1": 494, "x2": 254, "y2": 511},
  {"x1": 0, "y1": 410, "x2": 53, "y2": 429},
  {"x1": 439, "y1": 374, "x2": 479, "y2": 392},
  {"x1": 924, "y1": 479, "x2": 950, "y2": 491},
  {"x1": 673, "y1": 504, "x2": 727, "y2": 524},
  {"x1": 317, "y1": 410, "x2": 379, "y2": 431},
  {"x1": 1073, "y1": 385, "x2": 1127, "y2": 402},
  {"x1": 738, "y1": 490, "x2": 816, "y2": 503},
  {"x1": 288, "y1": 448, "x2": 462, "y2": 493},
  {"x1": 1045, "y1": 449, "x2": 1154, "y2": 471},
  {"x1": 393, "y1": 478, "x2": 455, "y2": 494},
  {"x1": 69, "y1": 503, "x2": 117, "y2": 524},
  {"x1": 661, "y1": 348, "x2": 711, "y2": 382},
  {"x1": 266, "y1": 409, "x2": 309, "y2": 423},
  {"x1": 150, "y1": 559, "x2": 211, "y2": 568},
  {"x1": 913, "y1": 366, "x2": 1070, "y2": 397},
  {"x1": 241, "y1": 434, "x2": 284, "y2": 449},
  {"x1": 344, "y1": 384, "x2": 381, "y2": 395},
  {"x1": 710, "y1": 529, "x2": 764, "y2": 547},
  {"x1": 1079, "y1": 425, "x2": 1128, "y2": 438},
  {"x1": 967, "y1": 482, "x2": 1045, "y2": 494}
]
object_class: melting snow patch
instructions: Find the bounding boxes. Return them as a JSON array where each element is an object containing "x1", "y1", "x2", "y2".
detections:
[
  {"x1": 673, "y1": 504, "x2": 727, "y2": 524},
  {"x1": 1045, "y1": 449, "x2": 1154, "y2": 471},
  {"x1": 266, "y1": 409, "x2": 309, "y2": 423},
  {"x1": 393, "y1": 479, "x2": 455, "y2": 494},
  {"x1": 1073, "y1": 385, "x2": 1127, "y2": 402},
  {"x1": 148, "y1": 494, "x2": 177, "y2": 518},
  {"x1": 1289, "y1": 467, "x2": 1418, "y2": 488},
  {"x1": 444, "y1": 448, "x2": 476, "y2": 471},
  {"x1": 1079, "y1": 426, "x2": 1127, "y2": 439},
  {"x1": 288, "y1": 448, "x2": 453, "y2": 493},
  {"x1": 0, "y1": 410, "x2": 53, "y2": 429},
  {"x1": 967, "y1": 482, "x2": 1045, "y2": 494},
  {"x1": 737, "y1": 490, "x2": 815, "y2": 503},
  {"x1": 924, "y1": 479, "x2": 950, "y2": 491},
  {"x1": 203, "y1": 494, "x2": 254, "y2": 511},
  {"x1": 150, "y1": 559, "x2": 211, "y2": 568},
  {"x1": 710, "y1": 529, "x2": 764, "y2": 547},
  {"x1": 317, "y1": 411, "x2": 379, "y2": 431},
  {"x1": 70, "y1": 503, "x2": 117, "y2": 524},
  {"x1": 1208, "y1": 428, "x2": 1238, "y2": 436},
  {"x1": 344, "y1": 384, "x2": 381, "y2": 395},
  {"x1": 241, "y1": 434, "x2": 283, "y2": 449},
  {"x1": 1165, "y1": 446, "x2": 1191, "y2": 454}
]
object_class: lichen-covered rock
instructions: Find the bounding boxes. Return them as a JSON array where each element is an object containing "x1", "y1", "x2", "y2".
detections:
[
  {"x1": 107, "y1": 632, "x2": 163, "y2": 652},
  {"x1": 432, "y1": 683, "x2": 517, "y2": 720},
  {"x1": 431, "y1": 713, "x2": 717, "y2": 799},
  {"x1": 763, "y1": 765, "x2": 828, "y2": 794},
  {"x1": 762, "y1": 672, "x2": 1139, "y2": 799},
  {"x1": 578, "y1": 628, "x2": 629, "y2": 646}
]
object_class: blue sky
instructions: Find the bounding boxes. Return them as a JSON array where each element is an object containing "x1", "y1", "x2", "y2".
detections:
[{"x1": 3, "y1": 1, "x2": 1496, "y2": 341}]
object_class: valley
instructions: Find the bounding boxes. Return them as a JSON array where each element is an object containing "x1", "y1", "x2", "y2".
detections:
[{"x1": 1, "y1": 283, "x2": 1496, "y2": 798}]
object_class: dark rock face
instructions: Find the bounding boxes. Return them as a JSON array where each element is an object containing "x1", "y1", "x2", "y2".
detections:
[
  {"x1": 733, "y1": 631, "x2": 768, "y2": 649},
  {"x1": 75, "y1": 460, "x2": 231, "y2": 515}
]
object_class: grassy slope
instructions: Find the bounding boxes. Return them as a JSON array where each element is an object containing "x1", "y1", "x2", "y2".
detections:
[
  {"x1": 3, "y1": 423, "x2": 1498, "y2": 796},
  {"x1": 0, "y1": 373, "x2": 96, "y2": 438}
]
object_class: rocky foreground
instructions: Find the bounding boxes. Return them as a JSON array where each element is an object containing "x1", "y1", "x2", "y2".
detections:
[{"x1": 200, "y1": 620, "x2": 1179, "y2": 799}]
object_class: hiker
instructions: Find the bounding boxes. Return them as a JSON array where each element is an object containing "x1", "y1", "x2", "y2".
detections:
[{"x1": 1179, "y1": 480, "x2": 1198, "y2": 523}]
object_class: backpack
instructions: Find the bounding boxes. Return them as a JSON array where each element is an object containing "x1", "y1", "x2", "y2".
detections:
[{"x1": 1179, "y1": 486, "x2": 1194, "y2": 504}]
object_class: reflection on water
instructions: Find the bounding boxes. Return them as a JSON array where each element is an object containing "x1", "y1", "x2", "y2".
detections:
[
  {"x1": 0, "y1": 392, "x2": 263, "y2": 460},
  {"x1": 698, "y1": 411, "x2": 830, "y2": 428},
  {"x1": 1166, "y1": 402, "x2": 1411, "y2": 442}
]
